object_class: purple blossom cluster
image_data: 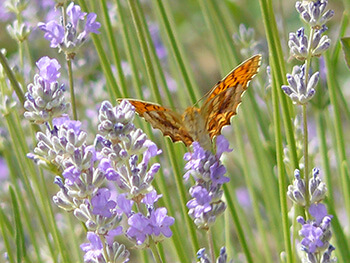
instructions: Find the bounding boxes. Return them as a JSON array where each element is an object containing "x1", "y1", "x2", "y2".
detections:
[
  {"x1": 297, "y1": 204, "x2": 336, "y2": 262},
  {"x1": 38, "y1": 2, "x2": 101, "y2": 56},
  {"x1": 197, "y1": 247, "x2": 229, "y2": 263},
  {"x1": 184, "y1": 135, "x2": 231, "y2": 229},
  {"x1": 25, "y1": 56, "x2": 173, "y2": 261},
  {"x1": 24, "y1": 56, "x2": 69, "y2": 124},
  {"x1": 282, "y1": 0, "x2": 333, "y2": 105}
]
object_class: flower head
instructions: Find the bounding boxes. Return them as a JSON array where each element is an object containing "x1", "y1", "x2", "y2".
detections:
[
  {"x1": 80, "y1": 232, "x2": 104, "y2": 262},
  {"x1": 282, "y1": 65, "x2": 319, "y2": 104},
  {"x1": 38, "y1": 3, "x2": 100, "y2": 55},
  {"x1": 24, "y1": 59, "x2": 69, "y2": 124}
]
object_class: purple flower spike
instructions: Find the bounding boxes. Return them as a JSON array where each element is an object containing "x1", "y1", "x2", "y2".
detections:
[
  {"x1": 84, "y1": 13, "x2": 101, "y2": 34},
  {"x1": 187, "y1": 186, "x2": 212, "y2": 218},
  {"x1": 62, "y1": 166, "x2": 81, "y2": 185},
  {"x1": 142, "y1": 190, "x2": 162, "y2": 206},
  {"x1": 80, "y1": 232, "x2": 104, "y2": 262},
  {"x1": 215, "y1": 135, "x2": 232, "y2": 158},
  {"x1": 91, "y1": 188, "x2": 117, "y2": 218},
  {"x1": 127, "y1": 213, "x2": 152, "y2": 245},
  {"x1": 117, "y1": 194, "x2": 134, "y2": 217},
  {"x1": 149, "y1": 207, "x2": 174, "y2": 237},
  {"x1": 66, "y1": 2, "x2": 86, "y2": 29},
  {"x1": 299, "y1": 224, "x2": 324, "y2": 253},
  {"x1": 309, "y1": 203, "x2": 332, "y2": 224},
  {"x1": 105, "y1": 226, "x2": 123, "y2": 244},
  {"x1": 38, "y1": 20, "x2": 64, "y2": 48},
  {"x1": 36, "y1": 56, "x2": 61, "y2": 83}
]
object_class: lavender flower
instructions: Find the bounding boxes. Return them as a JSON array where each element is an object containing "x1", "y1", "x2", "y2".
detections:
[
  {"x1": 36, "y1": 56, "x2": 61, "y2": 83},
  {"x1": 24, "y1": 57, "x2": 69, "y2": 124},
  {"x1": 297, "y1": 204, "x2": 335, "y2": 262},
  {"x1": 6, "y1": 20, "x2": 31, "y2": 42},
  {"x1": 184, "y1": 135, "x2": 231, "y2": 229},
  {"x1": 197, "y1": 247, "x2": 231, "y2": 263},
  {"x1": 119, "y1": 190, "x2": 174, "y2": 247},
  {"x1": 80, "y1": 232, "x2": 104, "y2": 262},
  {"x1": 287, "y1": 168, "x2": 327, "y2": 206},
  {"x1": 96, "y1": 100, "x2": 161, "y2": 199},
  {"x1": 295, "y1": 0, "x2": 334, "y2": 29},
  {"x1": 38, "y1": 2, "x2": 101, "y2": 56},
  {"x1": 289, "y1": 27, "x2": 330, "y2": 60},
  {"x1": 281, "y1": 65, "x2": 319, "y2": 104}
]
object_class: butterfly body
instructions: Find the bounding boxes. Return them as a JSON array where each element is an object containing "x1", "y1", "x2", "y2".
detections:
[{"x1": 124, "y1": 55, "x2": 262, "y2": 151}]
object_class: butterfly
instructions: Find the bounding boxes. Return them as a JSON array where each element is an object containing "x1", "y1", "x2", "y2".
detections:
[{"x1": 124, "y1": 55, "x2": 261, "y2": 151}]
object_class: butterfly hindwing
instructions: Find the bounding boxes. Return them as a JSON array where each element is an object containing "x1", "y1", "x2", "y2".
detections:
[
  {"x1": 121, "y1": 55, "x2": 261, "y2": 148},
  {"x1": 202, "y1": 55, "x2": 262, "y2": 138},
  {"x1": 126, "y1": 100, "x2": 194, "y2": 146}
]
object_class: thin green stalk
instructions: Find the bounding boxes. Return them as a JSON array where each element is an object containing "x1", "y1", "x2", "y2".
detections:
[
  {"x1": 302, "y1": 104, "x2": 310, "y2": 216},
  {"x1": 0, "y1": 207, "x2": 15, "y2": 263},
  {"x1": 149, "y1": 238, "x2": 162, "y2": 263},
  {"x1": 207, "y1": 228, "x2": 216, "y2": 263},
  {"x1": 100, "y1": 0, "x2": 128, "y2": 97},
  {"x1": 152, "y1": 0, "x2": 200, "y2": 104},
  {"x1": 115, "y1": 0, "x2": 143, "y2": 99},
  {"x1": 324, "y1": 53, "x2": 350, "y2": 220},
  {"x1": 258, "y1": 0, "x2": 299, "y2": 170},
  {"x1": 127, "y1": 0, "x2": 162, "y2": 103},
  {"x1": 134, "y1": 0, "x2": 175, "y2": 108},
  {"x1": 10, "y1": 187, "x2": 26, "y2": 262},
  {"x1": 223, "y1": 184, "x2": 253, "y2": 263},
  {"x1": 0, "y1": 52, "x2": 25, "y2": 105},
  {"x1": 67, "y1": 59, "x2": 77, "y2": 120},
  {"x1": 270, "y1": 58, "x2": 293, "y2": 263},
  {"x1": 77, "y1": 0, "x2": 121, "y2": 100},
  {"x1": 234, "y1": 121, "x2": 273, "y2": 262}
]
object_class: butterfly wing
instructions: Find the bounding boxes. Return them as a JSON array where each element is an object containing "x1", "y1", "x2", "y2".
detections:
[
  {"x1": 126, "y1": 99, "x2": 194, "y2": 146},
  {"x1": 202, "y1": 54, "x2": 262, "y2": 139}
]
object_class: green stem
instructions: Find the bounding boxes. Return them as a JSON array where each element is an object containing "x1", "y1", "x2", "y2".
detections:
[
  {"x1": 67, "y1": 59, "x2": 77, "y2": 120},
  {"x1": 207, "y1": 228, "x2": 216, "y2": 263},
  {"x1": 270, "y1": 58, "x2": 293, "y2": 263},
  {"x1": 223, "y1": 184, "x2": 253, "y2": 263},
  {"x1": 0, "y1": 52, "x2": 25, "y2": 105},
  {"x1": 149, "y1": 238, "x2": 163, "y2": 263},
  {"x1": 302, "y1": 104, "x2": 310, "y2": 216}
]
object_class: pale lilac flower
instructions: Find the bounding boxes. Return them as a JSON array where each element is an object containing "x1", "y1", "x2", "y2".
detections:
[
  {"x1": 37, "y1": 20, "x2": 65, "y2": 48},
  {"x1": 299, "y1": 223, "x2": 324, "y2": 253},
  {"x1": 184, "y1": 135, "x2": 231, "y2": 228},
  {"x1": 141, "y1": 190, "x2": 162, "y2": 206},
  {"x1": 66, "y1": 2, "x2": 86, "y2": 29},
  {"x1": 24, "y1": 57, "x2": 68, "y2": 124},
  {"x1": 116, "y1": 194, "x2": 134, "y2": 217},
  {"x1": 97, "y1": 100, "x2": 161, "y2": 198},
  {"x1": 282, "y1": 65, "x2": 319, "y2": 104},
  {"x1": 149, "y1": 207, "x2": 174, "y2": 238},
  {"x1": 38, "y1": 3, "x2": 100, "y2": 54},
  {"x1": 297, "y1": 204, "x2": 335, "y2": 261},
  {"x1": 295, "y1": 0, "x2": 334, "y2": 29},
  {"x1": 80, "y1": 232, "x2": 104, "y2": 262},
  {"x1": 127, "y1": 213, "x2": 152, "y2": 245},
  {"x1": 91, "y1": 188, "x2": 117, "y2": 218},
  {"x1": 84, "y1": 13, "x2": 101, "y2": 35},
  {"x1": 62, "y1": 166, "x2": 81, "y2": 186},
  {"x1": 36, "y1": 56, "x2": 61, "y2": 83},
  {"x1": 105, "y1": 226, "x2": 123, "y2": 244},
  {"x1": 187, "y1": 186, "x2": 212, "y2": 218}
]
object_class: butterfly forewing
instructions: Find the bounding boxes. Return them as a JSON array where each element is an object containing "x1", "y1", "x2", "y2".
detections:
[
  {"x1": 126, "y1": 100, "x2": 194, "y2": 146},
  {"x1": 123, "y1": 54, "x2": 261, "y2": 149},
  {"x1": 202, "y1": 55, "x2": 262, "y2": 139}
]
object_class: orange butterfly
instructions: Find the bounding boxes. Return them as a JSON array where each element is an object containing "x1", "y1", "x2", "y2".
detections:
[{"x1": 124, "y1": 55, "x2": 261, "y2": 151}]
